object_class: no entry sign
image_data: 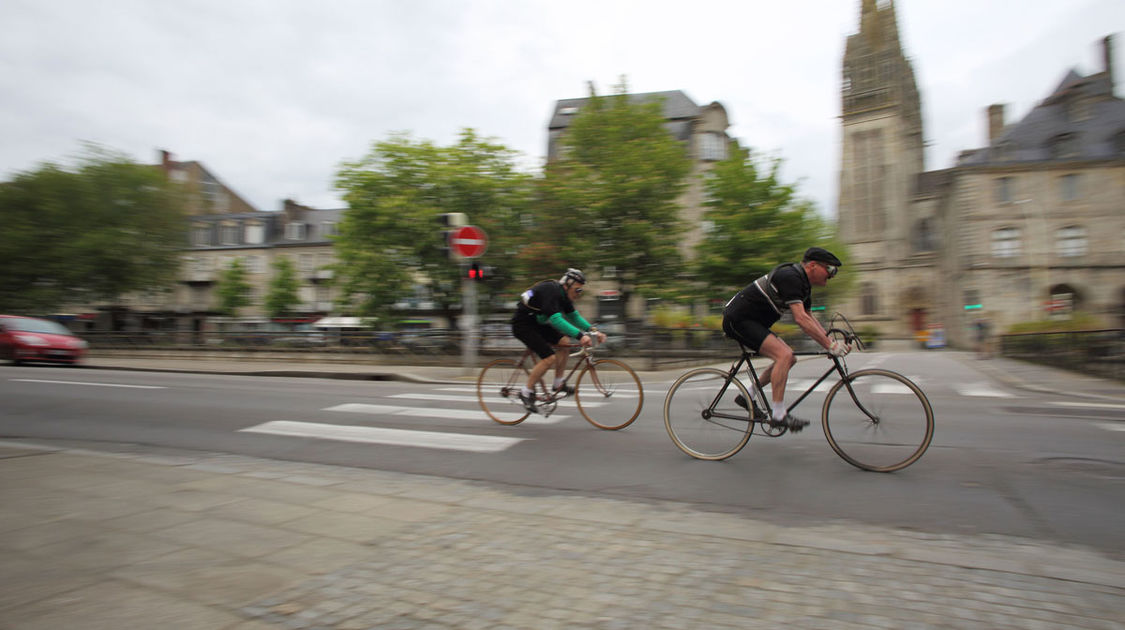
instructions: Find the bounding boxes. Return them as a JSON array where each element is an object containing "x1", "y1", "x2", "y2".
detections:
[{"x1": 450, "y1": 225, "x2": 488, "y2": 258}]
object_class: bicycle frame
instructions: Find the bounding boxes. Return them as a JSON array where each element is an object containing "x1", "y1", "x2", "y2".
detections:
[
  {"x1": 511, "y1": 344, "x2": 594, "y2": 401},
  {"x1": 703, "y1": 348, "x2": 860, "y2": 423}
]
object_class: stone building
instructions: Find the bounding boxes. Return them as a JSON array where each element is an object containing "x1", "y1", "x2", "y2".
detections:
[{"x1": 835, "y1": 0, "x2": 1124, "y2": 346}]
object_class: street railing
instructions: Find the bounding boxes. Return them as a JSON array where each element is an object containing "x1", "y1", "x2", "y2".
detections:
[{"x1": 1000, "y1": 329, "x2": 1125, "y2": 381}]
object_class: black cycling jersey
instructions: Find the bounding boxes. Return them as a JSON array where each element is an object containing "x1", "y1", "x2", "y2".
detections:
[{"x1": 723, "y1": 262, "x2": 811, "y2": 327}]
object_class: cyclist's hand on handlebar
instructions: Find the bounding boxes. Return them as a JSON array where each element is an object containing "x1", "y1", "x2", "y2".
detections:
[
  {"x1": 594, "y1": 331, "x2": 607, "y2": 344},
  {"x1": 828, "y1": 339, "x2": 851, "y2": 357},
  {"x1": 578, "y1": 333, "x2": 594, "y2": 348}
]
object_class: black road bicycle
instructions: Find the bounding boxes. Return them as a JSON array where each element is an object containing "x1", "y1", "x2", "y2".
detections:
[{"x1": 663, "y1": 314, "x2": 934, "y2": 472}]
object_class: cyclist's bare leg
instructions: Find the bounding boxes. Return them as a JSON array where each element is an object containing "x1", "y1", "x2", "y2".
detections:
[
  {"x1": 758, "y1": 335, "x2": 796, "y2": 415},
  {"x1": 525, "y1": 354, "x2": 557, "y2": 391},
  {"x1": 552, "y1": 346, "x2": 569, "y2": 385}
]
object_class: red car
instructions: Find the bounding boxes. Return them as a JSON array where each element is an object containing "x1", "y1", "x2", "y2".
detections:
[{"x1": 0, "y1": 315, "x2": 88, "y2": 365}]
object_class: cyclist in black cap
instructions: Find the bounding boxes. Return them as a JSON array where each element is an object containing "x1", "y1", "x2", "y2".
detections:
[
  {"x1": 721, "y1": 247, "x2": 850, "y2": 432},
  {"x1": 511, "y1": 268, "x2": 606, "y2": 413}
]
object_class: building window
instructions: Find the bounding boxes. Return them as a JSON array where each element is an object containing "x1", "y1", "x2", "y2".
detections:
[
  {"x1": 698, "y1": 132, "x2": 727, "y2": 162},
  {"x1": 286, "y1": 222, "x2": 307, "y2": 240},
  {"x1": 1059, "y1": 174, "x2": 1081, "y2": 201},
  {"x1": 298, "y1": 254, "x2": 314, "y2": 274},
  {"x1": 191, "y1": 224, "x2": 211, "y2": 246},
  {"x1": 1047, "y1": 133, "x2": 1079, "y2": 159},
  {"x1": 991, "y1": 227, "x2": 1022, "y2": 258},
  {"x1": 993, "y1": 177, "x2": 1013, "y2": 204},
  {"x1": 1056, "y1": 225, "x2": 1087, "y2": 257},
  {"x1": 245, "y1": 221, "x2": 264, "y2": 244},
  {"x1": 860, "y1": 283, "x2": 878, "y2": 316},
  {"x1": 219, "y1": 222, "x2": 239, "y2": 245},
  {"x1": 912, "y1": 218, "x2": 937, "y2": 252},
  {"x1": 245, "y1": 255, "x2": 264, "y2": 274},
  {"x1": 321, "y1": 221, "x2": 338, "y2": 237}
]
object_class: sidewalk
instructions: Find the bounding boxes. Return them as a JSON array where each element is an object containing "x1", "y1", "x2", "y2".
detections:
[{"x1": 2, "y1": 439, "x2": 1122, "y2": 630}]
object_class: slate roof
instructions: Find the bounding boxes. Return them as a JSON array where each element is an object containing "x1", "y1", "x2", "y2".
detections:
[
  {"x1": 547, "y1": 90, "x2": 702, "y2": 131},
  {"x1": 959, "y1": 65, "x2": 1125, "y2": 166}
]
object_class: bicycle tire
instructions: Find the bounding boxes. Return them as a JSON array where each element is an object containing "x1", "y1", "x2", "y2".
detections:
[
  {"x1": 821, "y1": 369, "x2": 934, "y2": 472},
  {"x1": 477, "y1": 358, "x2": 531, "y2": 425},
  {"x1": 574, "y1": 358, "x2": 644, "y2": 430},
  {"x1": 664, "y1": 368, "x2": 754, "y2": 460}
]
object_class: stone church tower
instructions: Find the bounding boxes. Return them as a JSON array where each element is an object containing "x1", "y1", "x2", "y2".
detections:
[{"x1": 837, "y1": 0, "x2": 938, "y2": 337}]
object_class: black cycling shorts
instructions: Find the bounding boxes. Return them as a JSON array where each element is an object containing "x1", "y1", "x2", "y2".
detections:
[
  {"x1": 512, "y1": 317, "x2": 565, "y2": 360},
  {"x1": 722, "y1": 314, "x2": 774, "y2": 353}
]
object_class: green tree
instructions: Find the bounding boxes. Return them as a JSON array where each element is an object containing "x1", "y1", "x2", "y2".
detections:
[
  {"x1": 0, "y1": 145, "x2": 188, "y2": 314},
  {"x1": 215, "y1": 258, "x2": 252, "y2": 317},
  {"x1": 265, "y1": 256, "x2": 301, "y2": 323},
  {"x1": 693, "y1": 143, "x2": 849, "y2": 302},
  {"x1": 334, "y1": 129, "x2": 533, "y2": 322},
  {"x1": 536, "y1": 79, "x2": 693, "y2": 303}
]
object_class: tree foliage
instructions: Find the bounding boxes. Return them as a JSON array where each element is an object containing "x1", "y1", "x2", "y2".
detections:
[
  {"x1": 334, "y1": 129, "x2": 533, "y2": 321},
  {"x1": 215, "y1": 258, "x2": 252, "y2": 316},
  {"x1": 0, "y1": 146, "x2": 188, "y2": 314},
  {"x1": 693, "y1": 143, "x2": 849, "y2": 300},
  {"x1": 536, "y1": 79, "x2": 693, "y2": 302},
  {"x1": 265, "y1": 256, "x2": 301, "y2": 321}
]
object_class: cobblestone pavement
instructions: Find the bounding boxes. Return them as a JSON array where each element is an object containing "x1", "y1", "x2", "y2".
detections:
[{"x1": 2, "y1": 440, "x2": 1122, "y2": 629}]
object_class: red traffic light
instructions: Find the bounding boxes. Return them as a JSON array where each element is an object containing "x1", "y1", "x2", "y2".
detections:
[{"x1": 467, "y1": 262, "x2": 484, "y2": 280}]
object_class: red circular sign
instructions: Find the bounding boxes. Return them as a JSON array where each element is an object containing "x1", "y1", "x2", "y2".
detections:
[{"x1": 450, "y1": 225, "x2": 488, "y2": 258}]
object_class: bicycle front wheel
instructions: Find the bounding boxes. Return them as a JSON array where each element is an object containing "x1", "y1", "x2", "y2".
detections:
[
  {"x1": 477, "y1": 358, "x2": 531, "y2": 425},
  {"x1": 663, "y1": 368, "x2": 753, "y2": 460},
  {"x1": 575, "y1": 359, "x2": 644, "y2": 430},
  {"x1": 822, "y1": 369, "x2": 934, "y2": 472}
]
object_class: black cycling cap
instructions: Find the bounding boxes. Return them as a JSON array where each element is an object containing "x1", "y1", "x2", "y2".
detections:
[{"x1": 803, "y1": 247, "x2": 843, "y2": 266}]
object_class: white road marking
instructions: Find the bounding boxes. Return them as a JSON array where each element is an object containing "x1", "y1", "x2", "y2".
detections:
[
  {"x1": 324, "y1": 402, "x2": 566, "y2": 425},
  {"x1": 10, "y1": 378, "x2": 165, "y2": 389},
  {"x1": 1096, "y1": 423, "x2": 1125, "y2": 432},
  {"x1": 239, "y1": 420, "x2": 525, "y2": 452},
  {"x1": 1053, "y1": 401, "x2": 1125, "y2": 410},
  {"x1": 953, "y1": 384, "x2": 1014, "y2": 398}
]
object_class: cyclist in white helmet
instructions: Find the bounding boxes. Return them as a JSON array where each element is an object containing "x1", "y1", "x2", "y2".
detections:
[{"x1": 510, "y1": 268, "x2": 607, "y2": 413}]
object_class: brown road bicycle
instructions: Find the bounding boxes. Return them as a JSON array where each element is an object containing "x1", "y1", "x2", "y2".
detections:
[
  {"x1": 477, "y1": 341, "x2": 643, "y2": 430},
  {"x1": 663, "y1": 314, "x2": 935, "y2": 472}
]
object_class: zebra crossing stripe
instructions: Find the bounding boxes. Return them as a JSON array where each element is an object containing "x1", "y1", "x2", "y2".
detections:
[
  {"x1": 239, "y1": 420, "x2": 525, "y2": 452},
  {"x1": 324, "y1": 402, "x2": 566, "y2": 425}
]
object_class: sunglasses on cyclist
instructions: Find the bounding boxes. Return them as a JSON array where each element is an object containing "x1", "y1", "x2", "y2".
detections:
[
  {"x1": 823, "y1": 263, "x2": 838, "y2": 279},
  {"x1": 574, "y1": 286, "x2": 584, "y2": 295}
]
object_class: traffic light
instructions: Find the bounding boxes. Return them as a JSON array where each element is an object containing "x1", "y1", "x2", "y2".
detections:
[
  {"x1": 437, "y1": 213, "x2": 468, "y2": 227},
  {"x1": 467, "y1": 262, "x2": 484, "y2": 280},
  {"x1": 438, "y1": 213, "x2": 468, "y2": 260}
]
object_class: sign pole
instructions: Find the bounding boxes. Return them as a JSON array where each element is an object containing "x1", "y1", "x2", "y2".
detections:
[{"x1": 462, "y1": 270, "x2": 478, "y2": 375}]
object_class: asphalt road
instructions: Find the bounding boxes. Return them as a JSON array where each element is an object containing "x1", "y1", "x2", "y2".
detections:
[{"x1": 2, "y1": 351, "x2": 1123, "y2": 558}]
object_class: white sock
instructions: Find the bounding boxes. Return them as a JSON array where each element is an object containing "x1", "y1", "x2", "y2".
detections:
[
  {"x1": 553, "y1": 377, "x2": 566, "y2": 389},
  {"x1": 771, "y1": 401, "x2": 787, "y2": 421},
  {"x1": 521, "y1": 386, "x2": 533, "y2": 397}
]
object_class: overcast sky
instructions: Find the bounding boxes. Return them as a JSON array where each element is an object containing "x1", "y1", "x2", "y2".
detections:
[{"x1": 2, "y1": 0, "x2": 1122, "y2": 218}]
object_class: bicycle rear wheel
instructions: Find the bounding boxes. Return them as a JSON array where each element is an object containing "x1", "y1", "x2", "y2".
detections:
[
  {"x1": 663, "y1": 368, "x2": 753, "y2": 460},
  {"x1": 574, "y1": 359, "x2": 643, "y2": 430},
  {"x1": 822, "y1": 369, "x2": 934, "y2": 472},
  {"x1": 477, "y1": 358, "x2": 531, "y2": 425}
]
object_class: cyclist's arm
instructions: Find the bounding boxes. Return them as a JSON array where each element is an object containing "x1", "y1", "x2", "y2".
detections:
[
  {"x1": 790, "y1": 302, "x2": 832, "y2": 350},
  {"x1": 564, "y1": 310, "x2": 594, "y2": 333},
  {"x1": 546, "y1": 312, "x2": 585, "y2": 339}
]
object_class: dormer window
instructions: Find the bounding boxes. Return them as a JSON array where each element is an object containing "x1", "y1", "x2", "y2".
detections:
[
  {"x1": 698, "y1": 132, "x2": 727, "y2": 162},
  {"x1": 286, "y1": 222, "x2": 307, "y2": 240},
  {"x1": 245, "y1": 221, "x2": 264, "y2": 244},
  {"x1": 219, "y1": 222, "x2": 239, "y2": 245},
  {"x1": 1047, "y1": 133, "x2": 1079, "y2": 159}
]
